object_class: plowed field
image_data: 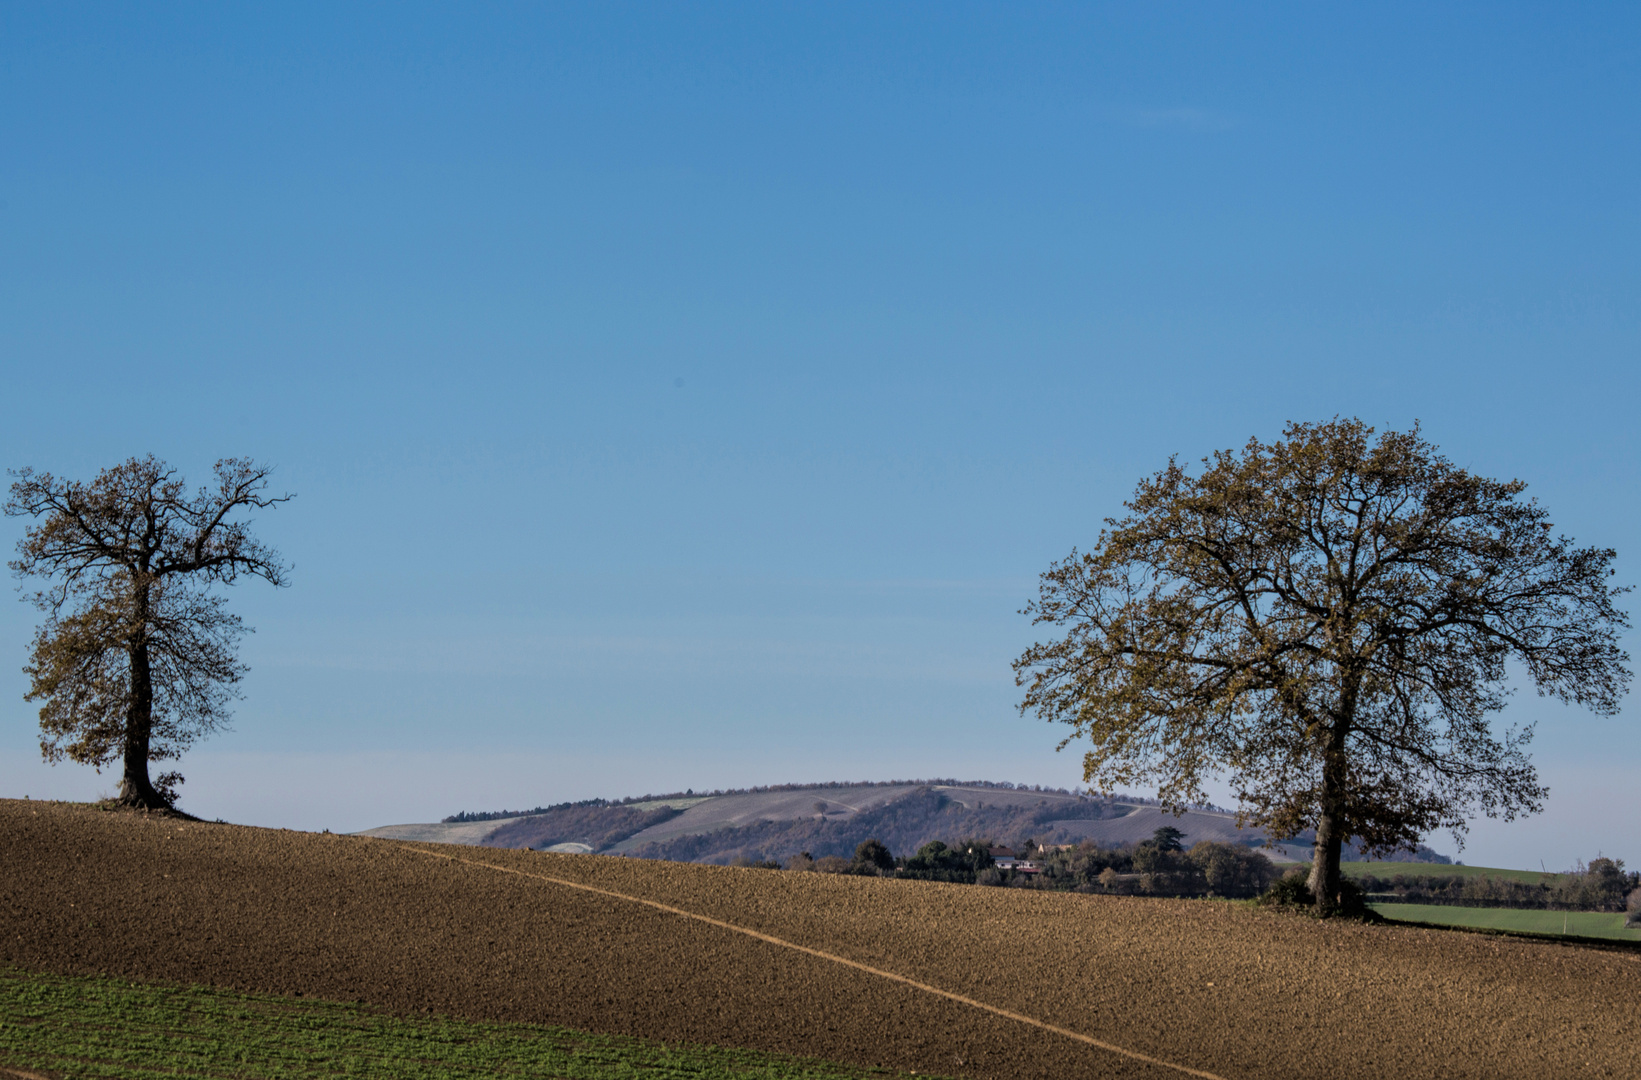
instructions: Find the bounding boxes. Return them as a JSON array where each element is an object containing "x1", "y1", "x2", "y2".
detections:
[{"x1": 3, "y1": 799, "x2": 1638, "y2": 1079}]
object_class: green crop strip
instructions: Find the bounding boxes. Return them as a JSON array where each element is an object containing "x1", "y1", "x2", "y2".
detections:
[
  {"x1": 1370, "y1": 904, "x2": 1641, "y2": 942},
  {"x1": 0, "y1": 969, "x2": 927, "y2": 1080}
]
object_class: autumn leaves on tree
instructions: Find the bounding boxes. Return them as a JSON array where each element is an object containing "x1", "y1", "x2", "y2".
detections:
[
  {"x1": 1014, "y1": 419, "x2": 1630, "y2": 915},
  {"x1": 6, "y1": 457, "x2": 291, "y2": 810}
]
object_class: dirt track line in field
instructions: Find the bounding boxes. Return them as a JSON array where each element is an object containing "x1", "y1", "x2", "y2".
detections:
[{"x1": 402, "y1": 846, "x2": 1230, "y2": 1080}]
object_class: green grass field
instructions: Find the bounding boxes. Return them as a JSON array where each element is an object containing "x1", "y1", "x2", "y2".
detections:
[
  {"x1": 1342, "y1": 861, "x2": 1564, "y2": 885},
  {"x1": 1371, "y1": 903, "x2": 1641, "y2": 941},
  {"x1": 0, "y1": 969, "x2": 928, "y2": 1080}
]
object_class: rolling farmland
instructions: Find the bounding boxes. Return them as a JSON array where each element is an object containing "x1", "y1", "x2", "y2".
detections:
[{"x1": 4, "y1": 798, "x2": 1639, "y2": 1079}]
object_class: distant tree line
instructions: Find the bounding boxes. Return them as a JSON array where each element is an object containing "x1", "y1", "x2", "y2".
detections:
[
  {"x1": 446, "y1": 779, "x2": 1123, "y2": 823},
  {"x1": 445, "y1": 798, "x2": 613, "y2": 824},
  {"x1": 725, "y1": 827, "x2": 1634, "y2": 913},
  {"x1": 748, "y1": 827, "x2": 1282, "y2": 900},
  {"x1": 1021, "y1": 828, "x2": 1283, "y2": 898},
  {"x1": 1358, "y1": 858, "x2": 1639, "y2": 913}
]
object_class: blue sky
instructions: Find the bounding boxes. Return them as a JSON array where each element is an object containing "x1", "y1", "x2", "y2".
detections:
[{"x1": 2, "y1": 4, "x2": 1636, "y2": 869}]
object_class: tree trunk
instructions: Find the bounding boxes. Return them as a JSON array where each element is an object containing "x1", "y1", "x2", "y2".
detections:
[
  {"x1": 1308, "y1": 744, "x2": 1347, "y2": 915},
  {"x1": 1308, "y1": 805, "x2": 1344, "y2": 914},
  {"x1": 115, "y1": 637, "x2": 164, "y2": 809}
]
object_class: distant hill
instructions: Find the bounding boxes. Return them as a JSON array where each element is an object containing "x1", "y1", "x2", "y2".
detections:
[{"x1": 359, "y1": 780, "x2": 1452, "y2": 866}]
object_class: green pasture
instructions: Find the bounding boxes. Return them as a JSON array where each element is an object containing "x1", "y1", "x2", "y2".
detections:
[
  {"x1": 1372, "y1": 903, "x2": 1641, "y2": 941},
  {"x1": 1343, "y1": 861, "x2": 1563, "y2": 885},
  {"x1": 0, "y1": 968, "x2": 928, "y2": 1080}
]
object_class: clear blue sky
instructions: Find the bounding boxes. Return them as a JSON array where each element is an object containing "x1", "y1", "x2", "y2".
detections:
[{"x1": 2, "y1": 4, "x2": 1636, "y2": 869}]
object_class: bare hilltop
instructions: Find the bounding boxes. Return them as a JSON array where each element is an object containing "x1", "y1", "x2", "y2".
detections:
[{"x1": 360, "y1": 780, "x2": 1449, "y2": 865}]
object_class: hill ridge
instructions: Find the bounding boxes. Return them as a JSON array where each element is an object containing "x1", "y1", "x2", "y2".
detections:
[{"x1": 362, "y1": 780, "x2": 1452, "y2": 866}]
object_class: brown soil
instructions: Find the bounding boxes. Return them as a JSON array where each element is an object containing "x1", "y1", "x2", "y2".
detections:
[{"x1": 3, "y1": 799, "x2": 1638, "y2": 1079}]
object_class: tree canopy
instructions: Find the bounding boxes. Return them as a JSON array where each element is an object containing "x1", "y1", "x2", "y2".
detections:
[
  {"x1": 1148, "y1": 825, "x2": 1185, "y2": 853},
  {"x1": 1013, "y1": 419, "x2": 1629, "y2": 913},
  {"x1": 6, "y1": 456, "x2": 291, "y2": 809}
]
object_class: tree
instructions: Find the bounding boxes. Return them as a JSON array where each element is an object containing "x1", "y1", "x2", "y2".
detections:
[
  {"x1": 1148, "y1": 825, "x2": 1185, "y2": 853},
  {"x1": 897, "y1": 839, "x2": 994, "y2": 883},
  {"x1": 1188, "y1": 841, "x2": 1281, "y2": 898},
  {"x1": 6, "y1": 456, "x2": 291, "y2": 809},
  {"x1": 851, "y1": 837, "x2": 896, "y2": 874},
  {"x1": 1013, "y1": 419, "x2": 1629, "y2": 914}
]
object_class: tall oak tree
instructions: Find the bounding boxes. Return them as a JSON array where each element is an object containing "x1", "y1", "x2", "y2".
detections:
[
  {"x1": 1014, "y1": 420, "x2": 1629, "y2": 913},
  {"x1": 7, "y1": 456, "x2": 291, "y2": 809}
]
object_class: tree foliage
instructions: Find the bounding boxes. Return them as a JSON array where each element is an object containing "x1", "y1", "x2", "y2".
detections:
[
  {"x1": 1014, "y1": 419, "x2": 1629, "y2": 913},
  {"x1": 852, "y1": 838, "x2": 896, "y2": 874},
  {"x1": 1009, "y1": 838, "x2": 1280, "y2": 898},
  {"x1": 1148, "y1": 825, "x2": 1185, "y2": 853},
  {"x1": 1356, "y1": 859, "x2": 1640, "y2": 912},
  {"x1": 6, "y1": 456, "x2": 291, "y2": 808},
  {"x1": 897, "y1": 839, "x2": 995, "y2": 883}
]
